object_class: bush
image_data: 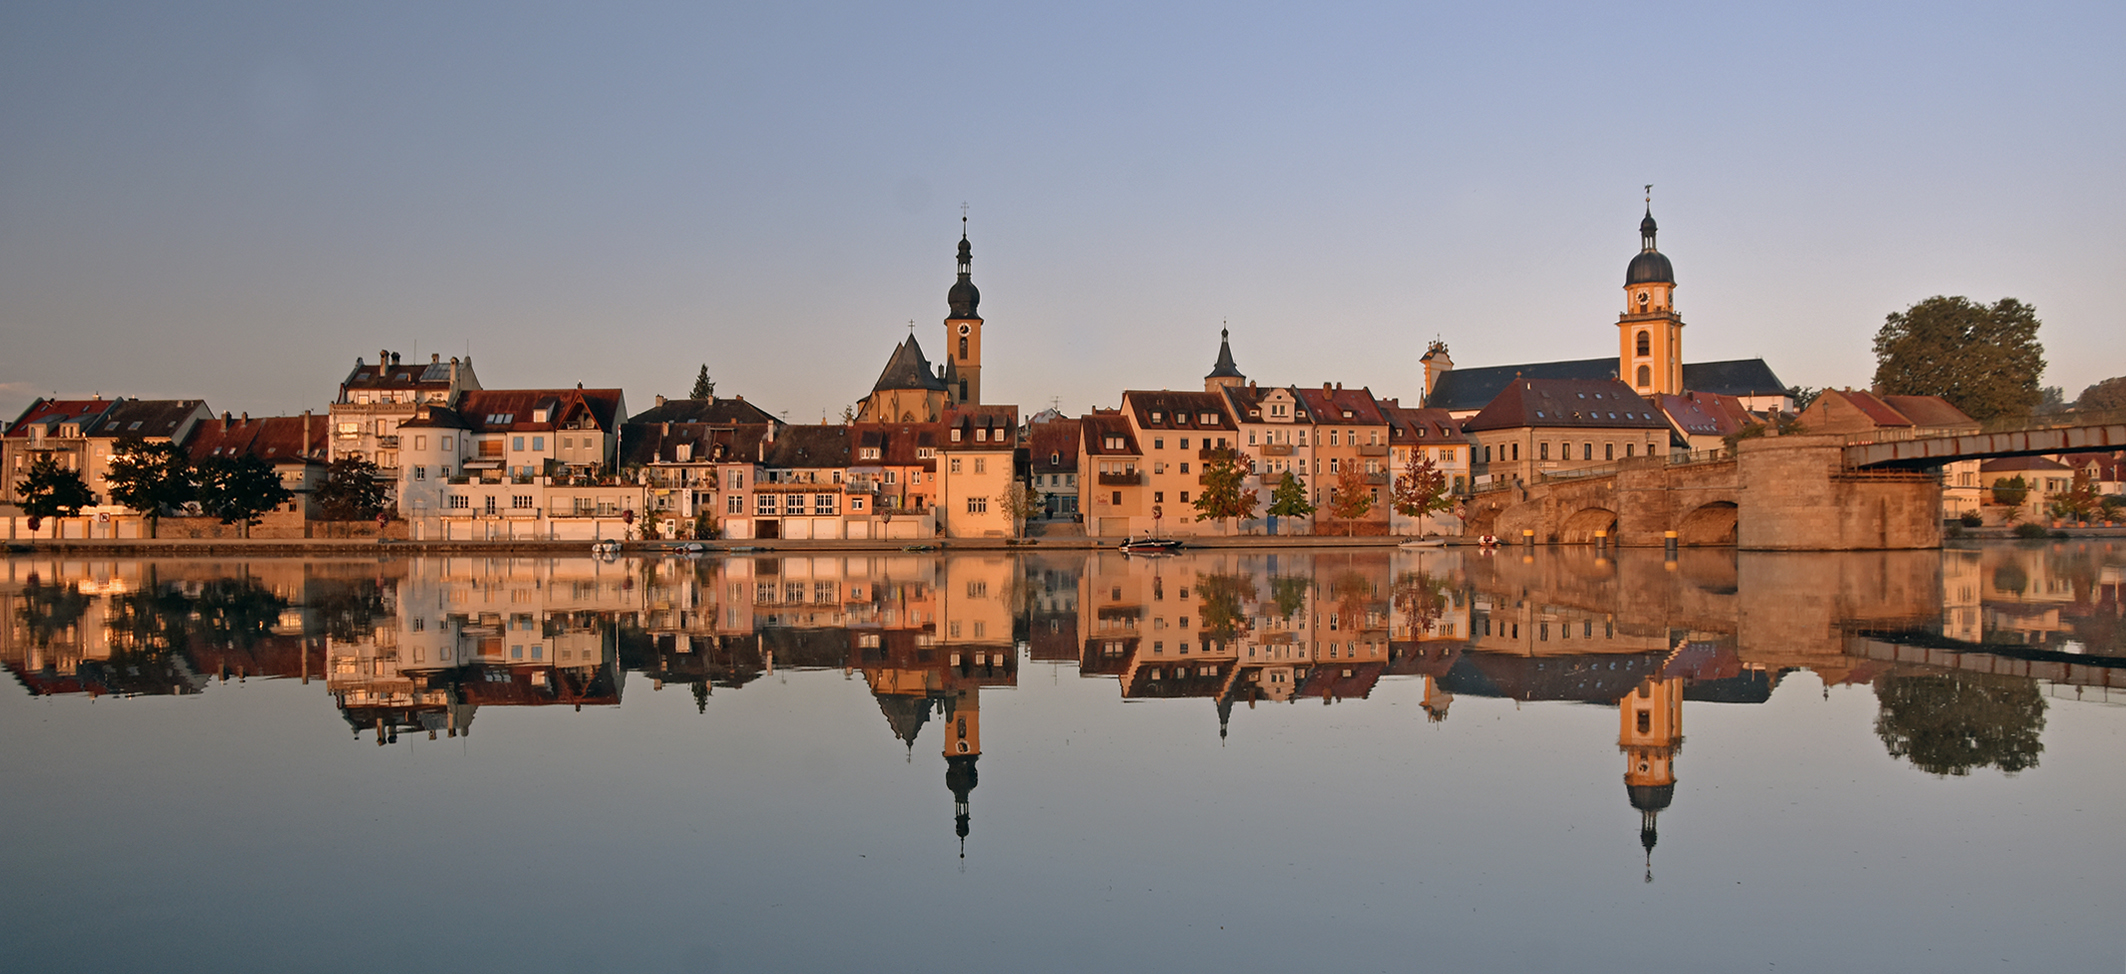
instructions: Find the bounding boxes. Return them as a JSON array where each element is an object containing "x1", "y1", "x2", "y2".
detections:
[
  {"x1": 2051, "y1": 529, "x2": 2070, "y2": 539},
  {"x1": 1945, "y1": 523, "x2": 1966, "y2": 539},
  {"x1": 2012, "y1": 523, "x2": 2050, "y2": 540},
  {"x1": 1959, "y1": 511, "x2": 1984, "y2": 528}
]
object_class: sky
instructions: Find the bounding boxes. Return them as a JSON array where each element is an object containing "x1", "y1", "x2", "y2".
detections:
[{"x1": 2, "y1": 0, "x2": 2121, "y2": 425}]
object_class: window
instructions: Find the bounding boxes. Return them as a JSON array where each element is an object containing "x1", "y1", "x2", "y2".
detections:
[
  {"x1": 851, "y1": 496, "x2": 865, "y2": 511},
  {"x1": 1636, "y1": 330, "x2": 1651, "y2": 356},
  {"x1": 512, "y1": 436, "x2": 525, "y2": 451},
  {"x1": 727, "y1": 495, "x2": 744, "y2": 514},
  {"x1": 1539, "y1": 443, "x2": 1549, "y2": 460},
  {"x1": 1329, "y1": 430, "x2": 1339, "y2": 446},
  {"x1": 1605, "y1": 443, "x2": 1614, "y2": 461},
  {"x1": 414, "y1": 435, "x2": 426, "y2": 451},
  {"x1": 959, "y1": 336, "x2": 969, "y2": 359},
  {"x1": 756, "y1": 494, "x2": 777, "y2": 515},
  {"x1": 1112, "y1": 491, "x2": 1122, "y2": 505},
  {"x1": 513, "y1": 495, "x2": 532, "y2": 509},
  {"x1": 967, "y1": 496, "x2": 988, "y2": 514},
  {"x1": 951, "y1": 428, "x2": 962, "y2": 441},
  {"x1": 1329, "y1": 458, "x2": 1340, "y2": 473},
  {"x1": 484, "y1": 495, "x2": 498, "y2": 514},
  {"x1": 1179, "y1": 491, "x2": 1190, "y2": 502},
  {"x1": 1154, "y1": 437, "x2": 1165, "y2": 450},
  {"x1": 413, "y1": 465, "x2": 427, "y2": 480},
  {"x1": 1583, "y1": 443, "x2": 1593, "y2": 460},
  {"x1": 1484, "y1": 445, "x2": 1492, "y2": 463},
  {"x1": 1625, "y1": 443, "x2": 1636, "y2": 457},
  {"x1": 448, "y1": 494, "x2": 469, "y2": 509},
  {"x1": 974, "y1": 457, "x2": 986, "y2": 473},
  {"x1": 1636, "y1": 364, "x2": 1651, "y2": 387},
  {"x1": 1150, "y1": 411, "x2": 1162, "y2": 422},
  {"x1": 884, "y1": 470, "x2": 897, "y2": 484},
  {"x1": 1154, "y1": 491, "x2": 1164, "y2": 503},
  {"x1": 1510, "y1": 443, "x2": 1519, "y2": 461},
  {"x1": 1179, "y1": 438, "x2": 1189, "y2": 450},
  {"x1": 950, "y1": 457, "x2": 962, "y2": 473},
  {"x1": 813, "y1": 494, "x2": 833, "y2": 514},
  {"x1": 1179, "y1": 462, "x2": 1189, "y2": 473}
]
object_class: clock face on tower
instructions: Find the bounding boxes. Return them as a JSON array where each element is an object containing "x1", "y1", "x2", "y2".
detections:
[{"x1": 958, "y1": 323, "x2": 971, "y2": 335}]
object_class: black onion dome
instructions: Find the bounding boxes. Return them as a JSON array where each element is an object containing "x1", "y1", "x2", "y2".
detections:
[
  {"x1": 1640, "y1": 210, "x2": 1658, "y2": 236},
  {"x1": 1627, "y1": 782, "x2": 1674, "y2": 812},
  {"x1": 948, "y1": 278, "x2": 981, "y2": 319},
  {"x1": 1626, "y1": 250, "x2": 1674, "y2": 285}
]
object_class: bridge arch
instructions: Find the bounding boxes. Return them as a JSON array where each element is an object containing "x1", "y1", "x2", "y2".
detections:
[
  {"x1": 1677, "y1": 501, "x2": 1738, "y2": 546},
  {"x1": 1560, "y1": 507, "x2": 1619, "y2": 544}
]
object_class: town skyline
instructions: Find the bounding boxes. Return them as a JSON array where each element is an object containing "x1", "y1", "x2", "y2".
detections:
[{"x1": 3, "y1": 3, "x2": 2122, "y2": 424}]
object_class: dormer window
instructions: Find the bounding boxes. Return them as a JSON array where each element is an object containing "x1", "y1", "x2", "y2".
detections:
[
  {"x1": 532, "y1": 409, "x2": 549, "y2": 423},
  {"x1": 1150, "y1": 411, "x2": 1162, "y2": 423},
  {"x1": 951, "y1": 428, "x2": 962, "y2": 442}
]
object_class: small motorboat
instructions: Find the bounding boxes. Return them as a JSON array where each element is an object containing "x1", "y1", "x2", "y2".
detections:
[
  {"x1": 1119, "y1": 533, "x2": 1183, "y2": 554},
  {"x1": 1399, "y1": 538, "x2": 1446, "y2": 548}
]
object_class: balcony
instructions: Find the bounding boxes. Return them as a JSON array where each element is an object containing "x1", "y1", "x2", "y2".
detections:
[
  {"x1": 1260, "y1": 443, "x2": 1294, "y2": 456},
  {"x1": 1363, "y1": 472, "x2": 1389, "y2": 485},
  {"x1": 1097, "y1": 471, "x2": 1145, "y2": 486},
  {"x1": 1357, "y1": 443, "x2": 1389, "y2": 457},
  {"x1": 377, "y1": 435, "x2": 401, "y2": 449}
]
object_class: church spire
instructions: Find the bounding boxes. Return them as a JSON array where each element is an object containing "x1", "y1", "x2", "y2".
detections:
[{"x1": 1204, "y1": 324, "x2": 1245, "y2": 393}]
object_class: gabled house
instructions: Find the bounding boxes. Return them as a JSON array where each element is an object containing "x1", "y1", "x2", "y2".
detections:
[
  {"x1": 1464, "y1": 379, "x2": 1672, "y2": 486},
  {"x1": 1797, "y1": 389, "x2": 1983, "y2": 518},
  {"x1": 1078, "y1": 410, "x2": 1145, "y2": 537},
  {"x1": 1, "y1": 397, "x2": 118, "y2": 508},
  {"x1": 936, "y1": 405, "x2": 1020, "y2": 539},
  {"x1": 184, "y1": 412, "x2": 332, "y2": 522},
  {"x1": 1291, "y1": 383, "x2": 1391, "y2": 531},
  {"x1": 327, "y1": 351, "x2": 480, "y2": 476},
  {"x1": 1026, "y1": 417, "x2": 1081, "y2": 519},
  {"x1": 395, "y1": 387, "x2": 635, "y2": 541}
]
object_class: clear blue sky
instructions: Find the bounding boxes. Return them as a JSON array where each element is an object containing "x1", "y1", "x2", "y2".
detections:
[{"x1": 3, "y1": 0, "x2": 2120, "y2": 423}]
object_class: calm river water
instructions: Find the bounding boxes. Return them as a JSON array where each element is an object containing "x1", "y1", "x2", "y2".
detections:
[{"x1": 3, "y1": 543, "x2": 2122, "y2": 973}]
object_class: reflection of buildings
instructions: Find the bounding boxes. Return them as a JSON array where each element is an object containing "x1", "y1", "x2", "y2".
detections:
[{"x1": 1621, "y1": 676, "x2": 1683, "y2": 882}]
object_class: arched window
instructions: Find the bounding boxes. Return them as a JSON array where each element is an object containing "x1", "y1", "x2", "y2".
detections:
[
  {"x1": 959, "y1": 336, "x2": 969, "y2": 359},
  {"x1": 1636, "y1": 364, "x2": 1651, "y2": 387},
  {"x1": 1636, "y1": 331, "x2": 1651, "y2": 356}
]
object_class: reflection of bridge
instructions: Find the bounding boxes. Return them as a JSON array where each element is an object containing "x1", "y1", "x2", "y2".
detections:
[{"x1": 1465, "y1": 415, "x2": 2125, "y2": 550}]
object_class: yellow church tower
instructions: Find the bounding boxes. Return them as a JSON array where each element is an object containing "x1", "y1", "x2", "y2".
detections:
[
  {"x1": 1620, "y1": 674, "x2": 1683, "y2": 882},
  {"x1": 1618, "y1": 190, "x2": 1683, "y2": 397},
  {"x1": 944, "y1": 687, "x2": 982, "y2": 854},
  {"x1": 943, "y1": 216, "x2": 984, "y2": 406}
]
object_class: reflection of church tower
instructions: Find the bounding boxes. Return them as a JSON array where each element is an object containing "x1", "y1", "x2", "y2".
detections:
[
  {"x1": 942, "y1": 218, "x2": 984, "y2": 406},
  {"x1": 943, "y1": 688, "x2": 982, "y2": 854},
  {"x1": 1620, "y1": 676, "x2": 1683, "y2": 881},
  {"x1": 1421, "y1": 674, "x2": 1454, "y2": 723},
  {"x1": 1618, "y1": 192, "x2": 1683, "y2": 397}
]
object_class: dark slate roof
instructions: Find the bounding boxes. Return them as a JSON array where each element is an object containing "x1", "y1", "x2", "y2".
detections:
[
  {"x1": 1122, "y1": 390, "x2": 1236, "y2": 431},
  {"x1": 871, "y1": 337, "x2": 949, "y2": 394},
  {"x1": 1423, "y1": 358, "x2": 1618, "y2": 412},
  {"x1": 339, "y1": 354, "x2": 474, "y2": 391},
  {"x1": 1028, "y1": 419, "x2": 1080, "y2": 474},
  {"x1": 1425, "y1": 357, "x2": 1787, "y2": 411},
  {"x1": 1206, "y1": 329, "x2": 1243, "y2": 379},
  {"x1": 1463, "y1": 378, "x2": 1672, "y2": 433},
  {"x1": 626, "y1": 396, "x2": 780, "y2": 427},
  {"x1": 86, "y1": 400, "x2": 210, "y2": 440},
  {"x1": 762, "y1": 425, "x2": 854, "y2": 469},
  {"x1": 453, "y1": 389, "x2": 623, "y2": 433},
  {"x1": 1626, "y1": 250, "x2": 1674, "y2": 285},
  {"x1": 620, "y1": 422, "x2": 771, "y2": 467},
  {"x1": 186, "y1": 415, "x2": 330, "y2": 465},
  {"x1": 1679, "y1": 359, "x2": 1787, "y2": 397},
  {"x1": 939, "y1": 405, "x2": 1019, "y2": 450},
  {"x1": 1081, "y1": 411, "x2": 1140, "y2": 456}
]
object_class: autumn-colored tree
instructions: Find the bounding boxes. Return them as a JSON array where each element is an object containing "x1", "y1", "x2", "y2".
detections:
[
  {"x1": 2050, "y1": 473, "x2": 2102, "y2": 522},
  {"x1": 996, "y1": 481, "x2": 1045, "y2": 532},
  {"x1": 1391, "y1": 571, "x2": 1447, "y2": 636},
  {"x1": 1327, "y1": 463, "x2": 1374, "y2": 536},
  {"x1": 1192, "y1": 447, "x2": 1258, "y2": 531},
  {"x1": 1390, "y1": 452, "x2": 1452, "y2": 533}
]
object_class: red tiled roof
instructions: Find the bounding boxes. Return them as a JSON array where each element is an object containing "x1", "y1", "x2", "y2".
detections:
[
  {"x1": 453, "y1": 389, "x2": 623, "y2": 433},
  {"x1": 1834, "y1": 390, "x2": 1914, "y2": 427},
  {"x1": 1081, "y1": 411, "x2": 1140, "y2": 456},
  {"x1": 1028, "y1": 419, "x2": 1081, "y2": 473},
  {"x1": 1979, "y1": 456, "x2": 2072, "y2": 473},
  {"x1": 4, "y1": 398, "x2": 116, "y2": 438},
  {"x1": 1380, "y1": 403, "x2": 1463, "y2": 441},
  {"x1": 1656, "y1": 392, "x2": 1749, "y2": 437},
  {"x1": 1878, "y1": 395, "x2": 1978, "y2": 430},
  {"x1": 186, "y1": 414, "x2": 330, "y2": 465},
  {"x1": 1122, "y1": 390, "x2": 1236, "y2": 431},
  {"x1": 939, "y1": 405, "x2": 1019, "y2": 450},
  {"x1": 1291, "y1": 385, "x2": 1386, "y2": 425}
]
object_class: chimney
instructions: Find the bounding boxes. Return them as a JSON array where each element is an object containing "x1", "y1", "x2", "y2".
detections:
[
  {"x1": 655, "y1": 394, "x2": 667, "y2": 407},
  {"x1": 432, "y1": 353, "x2": 440, "y2": 364},
  {"x1": 380, "y1": 349, "x2": 389, "y2": 365},
  {"x1": 223, "y1": 411, "x2": 233, "y2": 424},
  {"x1": 302, "y1": 410, "x2": 311, "y2": 452},
  {"x1": 240, "y1": 411, "x2": 248, "y2": 424}
]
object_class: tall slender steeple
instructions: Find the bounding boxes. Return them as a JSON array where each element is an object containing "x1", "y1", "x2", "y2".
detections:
[
  {"x1": 1204, "y1": 325, "x2": 1245, "y2": 393},
  {"x1": 944, "y1": 213, "x2": 985, "y2": 405},
  {"x1": 1619, "y1": 187, "x2": 1684, "y2": 396}
]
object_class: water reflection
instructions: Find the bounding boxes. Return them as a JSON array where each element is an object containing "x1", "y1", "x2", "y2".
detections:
[{"x1": 4, "y1": 543, "x2": 2121, "y2": 868}]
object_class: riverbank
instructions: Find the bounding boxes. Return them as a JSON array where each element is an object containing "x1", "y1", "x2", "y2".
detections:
[{"x1": 1, "y1": 533, "x2": 1456, "y2": 556}]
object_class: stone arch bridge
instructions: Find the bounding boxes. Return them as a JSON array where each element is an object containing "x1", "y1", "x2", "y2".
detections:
[{"x1": 1463, "y1": 417, "x2": 2124, "y2": 550}]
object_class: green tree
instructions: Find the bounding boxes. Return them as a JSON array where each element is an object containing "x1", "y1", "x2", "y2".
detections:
[
  {"x1": 1268, "y1": 575, "x2": 1310, "y2": 620},
  {"x1": 1327, "y1": 463, "x2": 1374, "y2": 535},
  {"x1": 1390, "y1": 452, "x2": 1452, "y2": 532},
  {"x1": 1266, "y1": 471, "x2": 1314, "y2": 521},
  {"x1": 2075, "y1": 376, "x2": 2126, "y2": 412},
  {"x1": 1391, "y1": 571, "x2": 1448, "y2": 635},
  {"x1": 1990, "y1": 475, "x2": 2030, "y2": 509},
  {"x1": 103, "y1": 438, "x2": 195, "y2": 538},
  {"x1": 637, "y1": 508, "x2": 662, "y2": 540},
  {"x1": 15, "y1": 456, "x2": 95, "y2": 536},
  {"x1": 2034, "y1": 386, "x2": 2069, "y2": 416},
  {"x1": 1191, "y1": 448, "x2": 1259, "y2": 530},
  {"x1": 315, "y1": 457, "x2": 390, "y2": 521},
  {"x1": 693, "y1": 509, "x2": 714, "y2": 540},
  {"x1": 1193, "y1": 573, "x2": 1254, "y2": 643},
  {"x1": 1874, "y1": 670, "x2": 2046, "y2": 776},
  {"x1": 1872, "y1": 296, "x2": 2046, "y2": 422},
  {"x1": 690, "y1": 365, "x2": 715, "y2": 400},
  {"x1": 193, "y1": 577, "x2": 288, "y2": 650},
  {"x1": 17, "y1": 577, "x2": 94, "y2": 648},
  {"x1": 195, "y1": 454, "x2": 293, "y2": 534}
]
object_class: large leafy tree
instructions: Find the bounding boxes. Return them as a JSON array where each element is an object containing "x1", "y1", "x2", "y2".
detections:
[
  {"x1": 103, "y1": 439, "x2": 195, "y2": 538},
  {"x1": 1390, "y1": 452, "x2": 1452, "y2": 531},
  {"x1": 2075, "y1": 376, "x2": 2126, "y2": 412},
  {"x1": 16, "y1": 456, "x2": 95, "y2": 535},
  {"x1": 1191, "y1": 447, "x2": 1258, "y2": 530},
  {"x1": 1327, "y1": 463, "x2": 1374, "y2": 535},
  {"x1": 315, "y1": 457, "x2": 390, "y2": 521},
  {"x1": 1265, "y1": 471, "x2": 1314, "y2": 521},
  {"x1": 196, "y1": 454, "x2": 293, "y2": 533},
  {"x1": 1874, "y1": 670, "x2": 2046, "y2": 776},
  {"x1": 1872, "y1": 296, "x2": 2046, "y2": 422},
  {"x1": 690, "y1": 365, "x2": 715, "y2": 400}
]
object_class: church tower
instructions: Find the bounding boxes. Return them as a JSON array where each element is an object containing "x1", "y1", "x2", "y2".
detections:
[
  {"x1": 943, "y1": 217, "x2": 984, "y2": 406},
  {"x1": 1204, "y1": 327, "x2": 1244, "y2": 394},
  {"x1": 1620, "y1": 675, "x2": 1684, "y2": 882},
  {"x1": 1618, "y1": 194, "x2": 1683, "y2": 397},
  {"x1": 943, "y1": 688, "x2": 982, "y2": 854}
]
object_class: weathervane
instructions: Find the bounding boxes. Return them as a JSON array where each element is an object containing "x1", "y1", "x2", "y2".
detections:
[{"x1": 1645, "y1": 184, "x2": 1652, "y2": 204}]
